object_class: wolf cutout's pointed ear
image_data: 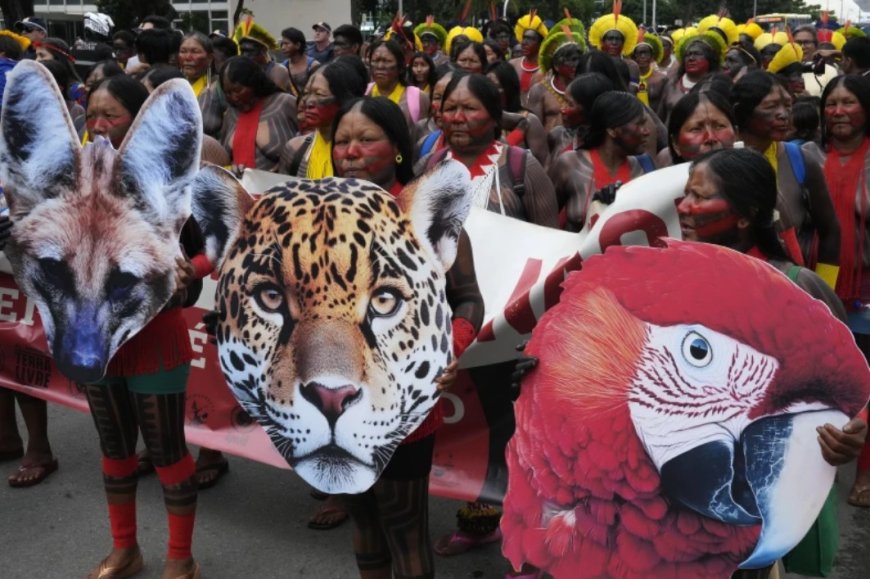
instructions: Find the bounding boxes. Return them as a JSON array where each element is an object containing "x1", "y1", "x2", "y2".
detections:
[
  {"x1": 117, "y1": 78, "x2": 202, "y2": 225},
  {"x1": 0, "y1": 60, "x2": 80, "y2": 214},
  {"x1": 191, "y1": 164, "x2": 255, "y2": 268},
  {"x1": 395, "y1": 159, "x2": 473, "y2": 273}
]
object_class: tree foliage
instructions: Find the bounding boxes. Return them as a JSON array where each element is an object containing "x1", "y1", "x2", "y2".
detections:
[
  {"x1": 352, "y1": 0, "x2": 823, "y2": 30},
  {"x1": 94, "y1": 0, "x2": 177, "y2": 31},
  {"x1": 0, "y1": 0, "x2": 35, "y2": 28}
]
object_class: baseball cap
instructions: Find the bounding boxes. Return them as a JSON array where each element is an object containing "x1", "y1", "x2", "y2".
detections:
[
  {"x1": 313, "y1": 22, "x2": 331, "y2": 33},
  {"x1": 15, "y1": 17, "x2": 47, "y2": 34}
]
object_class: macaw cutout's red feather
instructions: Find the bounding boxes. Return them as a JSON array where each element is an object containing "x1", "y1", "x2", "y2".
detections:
[{"x1": 502, "y1": 240, "x2": 870, "y2": 578}]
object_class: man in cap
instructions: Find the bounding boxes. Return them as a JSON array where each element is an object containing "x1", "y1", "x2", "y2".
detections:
[
  {"x1": 510, "y1": 11, "x2": 548, "y2": 108},
  {"x1": 14, "y1": 17, "x2": 47, "y2": 59},
  {"x1": 414, "y1": 18, "x2": 449, "y2": 66},
  {"x1": 308, "y1": 22, "x2": 334, "y2": 64}
]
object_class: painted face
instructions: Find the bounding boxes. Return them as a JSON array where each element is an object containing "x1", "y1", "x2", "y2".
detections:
[
  {"x1": 456, "y1": 45, "x2": 484, "y2": 73},
  {"x1": 431, "y1": 74, "x2": 453, "y2": 122},
  {"x1": 239, "y1": 40, "x2": 265, "y2": 63},
  {"x1": 662, "y1": 40, "x2": 673, "y2": 60},
  {"x1": 554, "y1": 47, "x2": 581, "y2": 80},
  {"x1": 86, "y1": 88, "x2": 134, "y2": 149},
  {"x1": 674, "y1": 100, "x2": 736, "y2": 160},
  {"x1": 302, "y1": 73, "x2": 339, "y2": 129},
  {"x1": 683, "y1": 42, "x2": 711, "y2": 75},
  {"x1": 633, "y1": 45, "x2": 653, "y2": 71},
  {"x1": 34, "y1": 47, "x2": 54, "y2": 61},
  {"x1": 223, "y1": 76, "x2": 257, "y2": 112},
  {"x1": 442, "y1": 78, "x2": 496, "y2": 151},
  {"x1": 559, "y1": 92, "x2": 584, "y2": 128},
  {"x1": 602, "y1": 31, "x2": 625, "y2": 57},
  {"x1": 824, "y1": 83, "x2": 867, "y2": 143},
  {"x1": 494, "y1": 31, "x2": 513, "y2": 53},
  {"x1": 747, "y1": 85, "x2": 793, "y2": 142},
  {"x1": 521, "y1": 31, "x2": 541, "y2": 58},
  {"x1": 412, "y1": 57, "x2": 431, "y2": 85},
  {"x1": 610, "y1": 113, "x2": 651, "y2": 155},
  {"x1": 333, "y1": 35, "x2": 356, "y2": 57},
  {"x1": 178, "y1": 38, "x2": 212, "y2": 80},
  {"x1": 678, "y1": 162, "x2": 741, "y2": 244},
  {"x1": 421, "y1": 35, "x2": 439, "y2": 56},
  {"x1": 332, "y1": 109, "x2": 398, "y2": 187},
  {"x1": 723, "y1": 49, "x2": 745, "y2": 79},
  {"x1": 370, "y1": 45, "x2": 399, "y2": 85}
]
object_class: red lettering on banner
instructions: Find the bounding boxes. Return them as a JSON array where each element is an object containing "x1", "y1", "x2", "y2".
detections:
[
  {"x1": 0, "y1": 283, "x2": 37, "y2": 325},
  {"x1": 598, "y1": 209, "x2": 670, "y2": 250},
  {"x1": 478, "y1": 259, "x2": 542, "y2": 342},
  {"x1": 543, "y1": 253, "x2": 584, "y2": 309}
]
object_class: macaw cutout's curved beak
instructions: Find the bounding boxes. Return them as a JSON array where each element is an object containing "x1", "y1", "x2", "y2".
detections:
[{"x1": 661, "y1": 409, "x2": 844, "y2": 570}]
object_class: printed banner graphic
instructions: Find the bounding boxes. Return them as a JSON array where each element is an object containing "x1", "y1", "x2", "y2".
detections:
[
  {"x1": 0, "y1": 164, "x2": 691, "y2": 503},
  {"x1": 501, "y1": 240, "x2": 870, "y2": 578}
]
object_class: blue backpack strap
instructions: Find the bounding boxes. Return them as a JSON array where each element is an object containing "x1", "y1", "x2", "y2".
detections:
[
  {"x1": 784, "y1": 141, "x2": 806, "y2": 186},
  {"x1": 420, "y1": 130, "x2": 441, "y2": 158},
  {"x1": 634, "y1": 153, "x2": 655, "y2": 174}
]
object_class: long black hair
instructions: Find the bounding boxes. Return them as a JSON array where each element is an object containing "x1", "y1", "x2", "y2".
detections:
[
  {"x1": 441, "y1": 73, "x2": 502, "y2": 140},
  {"x1": 667, "y1": 91, "x2": 735, "y2": 163},
  {"x1": 819, "y1": 74, "x2": 870, "y2": 146},
  {"x1": 485, "y1": 60, "x2": 521, "y2": 112},
  {"x1": 220, "y1": 56, "x2": 279, "y2": 98},
  {"x1": 332, "y1": 97, "x2": 414, "y2": 185},
  {"x1": 690, "y1": 148, "x2": 788, "y2": 260},
  {"x1": 731, "y1": 70, "x2": 778, "y2": 130},
  {"x1": 92, "y1": 74, "x2": 149, "y2": 118}
]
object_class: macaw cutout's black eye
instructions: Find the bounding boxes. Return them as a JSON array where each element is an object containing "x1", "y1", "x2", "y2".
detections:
[{"x1": 681, "y1": 331, "x2": 712, "y2": 368}]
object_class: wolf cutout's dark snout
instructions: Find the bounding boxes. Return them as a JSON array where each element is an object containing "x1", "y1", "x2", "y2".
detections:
[{"x1": 56, "y1": 303, "x2": 110, "y2": 383}]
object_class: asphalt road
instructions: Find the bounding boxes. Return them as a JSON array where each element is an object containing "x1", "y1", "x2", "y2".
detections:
[{"x1": 1, "y1": 403, "x2": 868, "y2": 578}]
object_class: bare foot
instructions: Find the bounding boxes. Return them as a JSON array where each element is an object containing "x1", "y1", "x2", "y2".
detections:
[
  {"x1": 848, "y1": 470, "x2": 870, "y2": 507},
  {"x1": 87, "y1": 546, "x2": 143, "y2": 579},
  {"x1": 160, "y1": 557, "x2": 199, "y2": 579}
]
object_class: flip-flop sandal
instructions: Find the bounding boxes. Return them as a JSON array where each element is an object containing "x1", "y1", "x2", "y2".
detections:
[
  {"x1": 433, "y1": 528, "x2": 503, "y2": 557},
  {"x1": 847, "y1": 485, "x2": 870, "y2": 507},
  {"x1": 307, "y1": 504, "x2": 348, "y2": 530},
  {"x1": 196, "y1": 457, "x2": 229, "y2": 490},
  {"x1": 0, "y1": 447, "x2": 24, "y2": 462},
  {"x1": 8, "y1": 458, "x2": 58, "y2": 488}
]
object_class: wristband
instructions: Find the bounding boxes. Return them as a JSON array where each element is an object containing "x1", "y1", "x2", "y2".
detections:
[
  {"x1": 814, "y1": 263, "x2": 839, "y2": 291},
  {"x1": 190, "y1": 254, "x2": 215, "y2": 279},
  {"x1": 452, "y1": 317, "x2": 477, "y2": 358}
]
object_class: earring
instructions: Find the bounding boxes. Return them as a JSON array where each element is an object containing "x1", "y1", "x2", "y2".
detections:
[{"x1": 395, "y1": 153, "x2": 403, "y2": 164}]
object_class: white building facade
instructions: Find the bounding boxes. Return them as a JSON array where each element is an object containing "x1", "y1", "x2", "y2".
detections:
[{"x1": 27, "y1": 0, "x2": 351, "y2": 43}]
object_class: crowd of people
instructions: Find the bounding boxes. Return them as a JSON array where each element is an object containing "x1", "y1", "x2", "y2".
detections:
[{"x1": 1, "y1": 6, "x2": 870, "y2": 579}]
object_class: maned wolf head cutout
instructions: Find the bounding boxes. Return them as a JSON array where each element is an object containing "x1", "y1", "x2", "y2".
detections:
[
  {"x1": 0, "y1": 60, "x2": 202, "y2": 384},
  {"x1": 214, "y1": 162, "x2": 473, "y2": 494}
]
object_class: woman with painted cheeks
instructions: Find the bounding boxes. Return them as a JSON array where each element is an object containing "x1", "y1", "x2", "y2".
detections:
[
  {"x1": 278, "y1": 59, "x2": 367, "y2": 179},
  {"x1": 414, "y1": 69, "x2": 456, "y2": 161},
  {"x1": 657, "y1": 90, "x2": 737, "y2": 167},
  {"x1": 426, "y1": 73, "x2": 558, "y2": 228},
  {"x1": 365, "y1": 39, "x2": 430, "y2": 135},
  {"x1": 819, "y1": 75, "x2": 870, "y2": 507},
  {"x1": 732, "y1": 70, "x2": 840, "y2": 278},
  {"x1": 330, "y1": 96, "x2": 484, "y2": 579},
  {"x1": 659, "y1": 34, "x2": 723, "y2": 123}
]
